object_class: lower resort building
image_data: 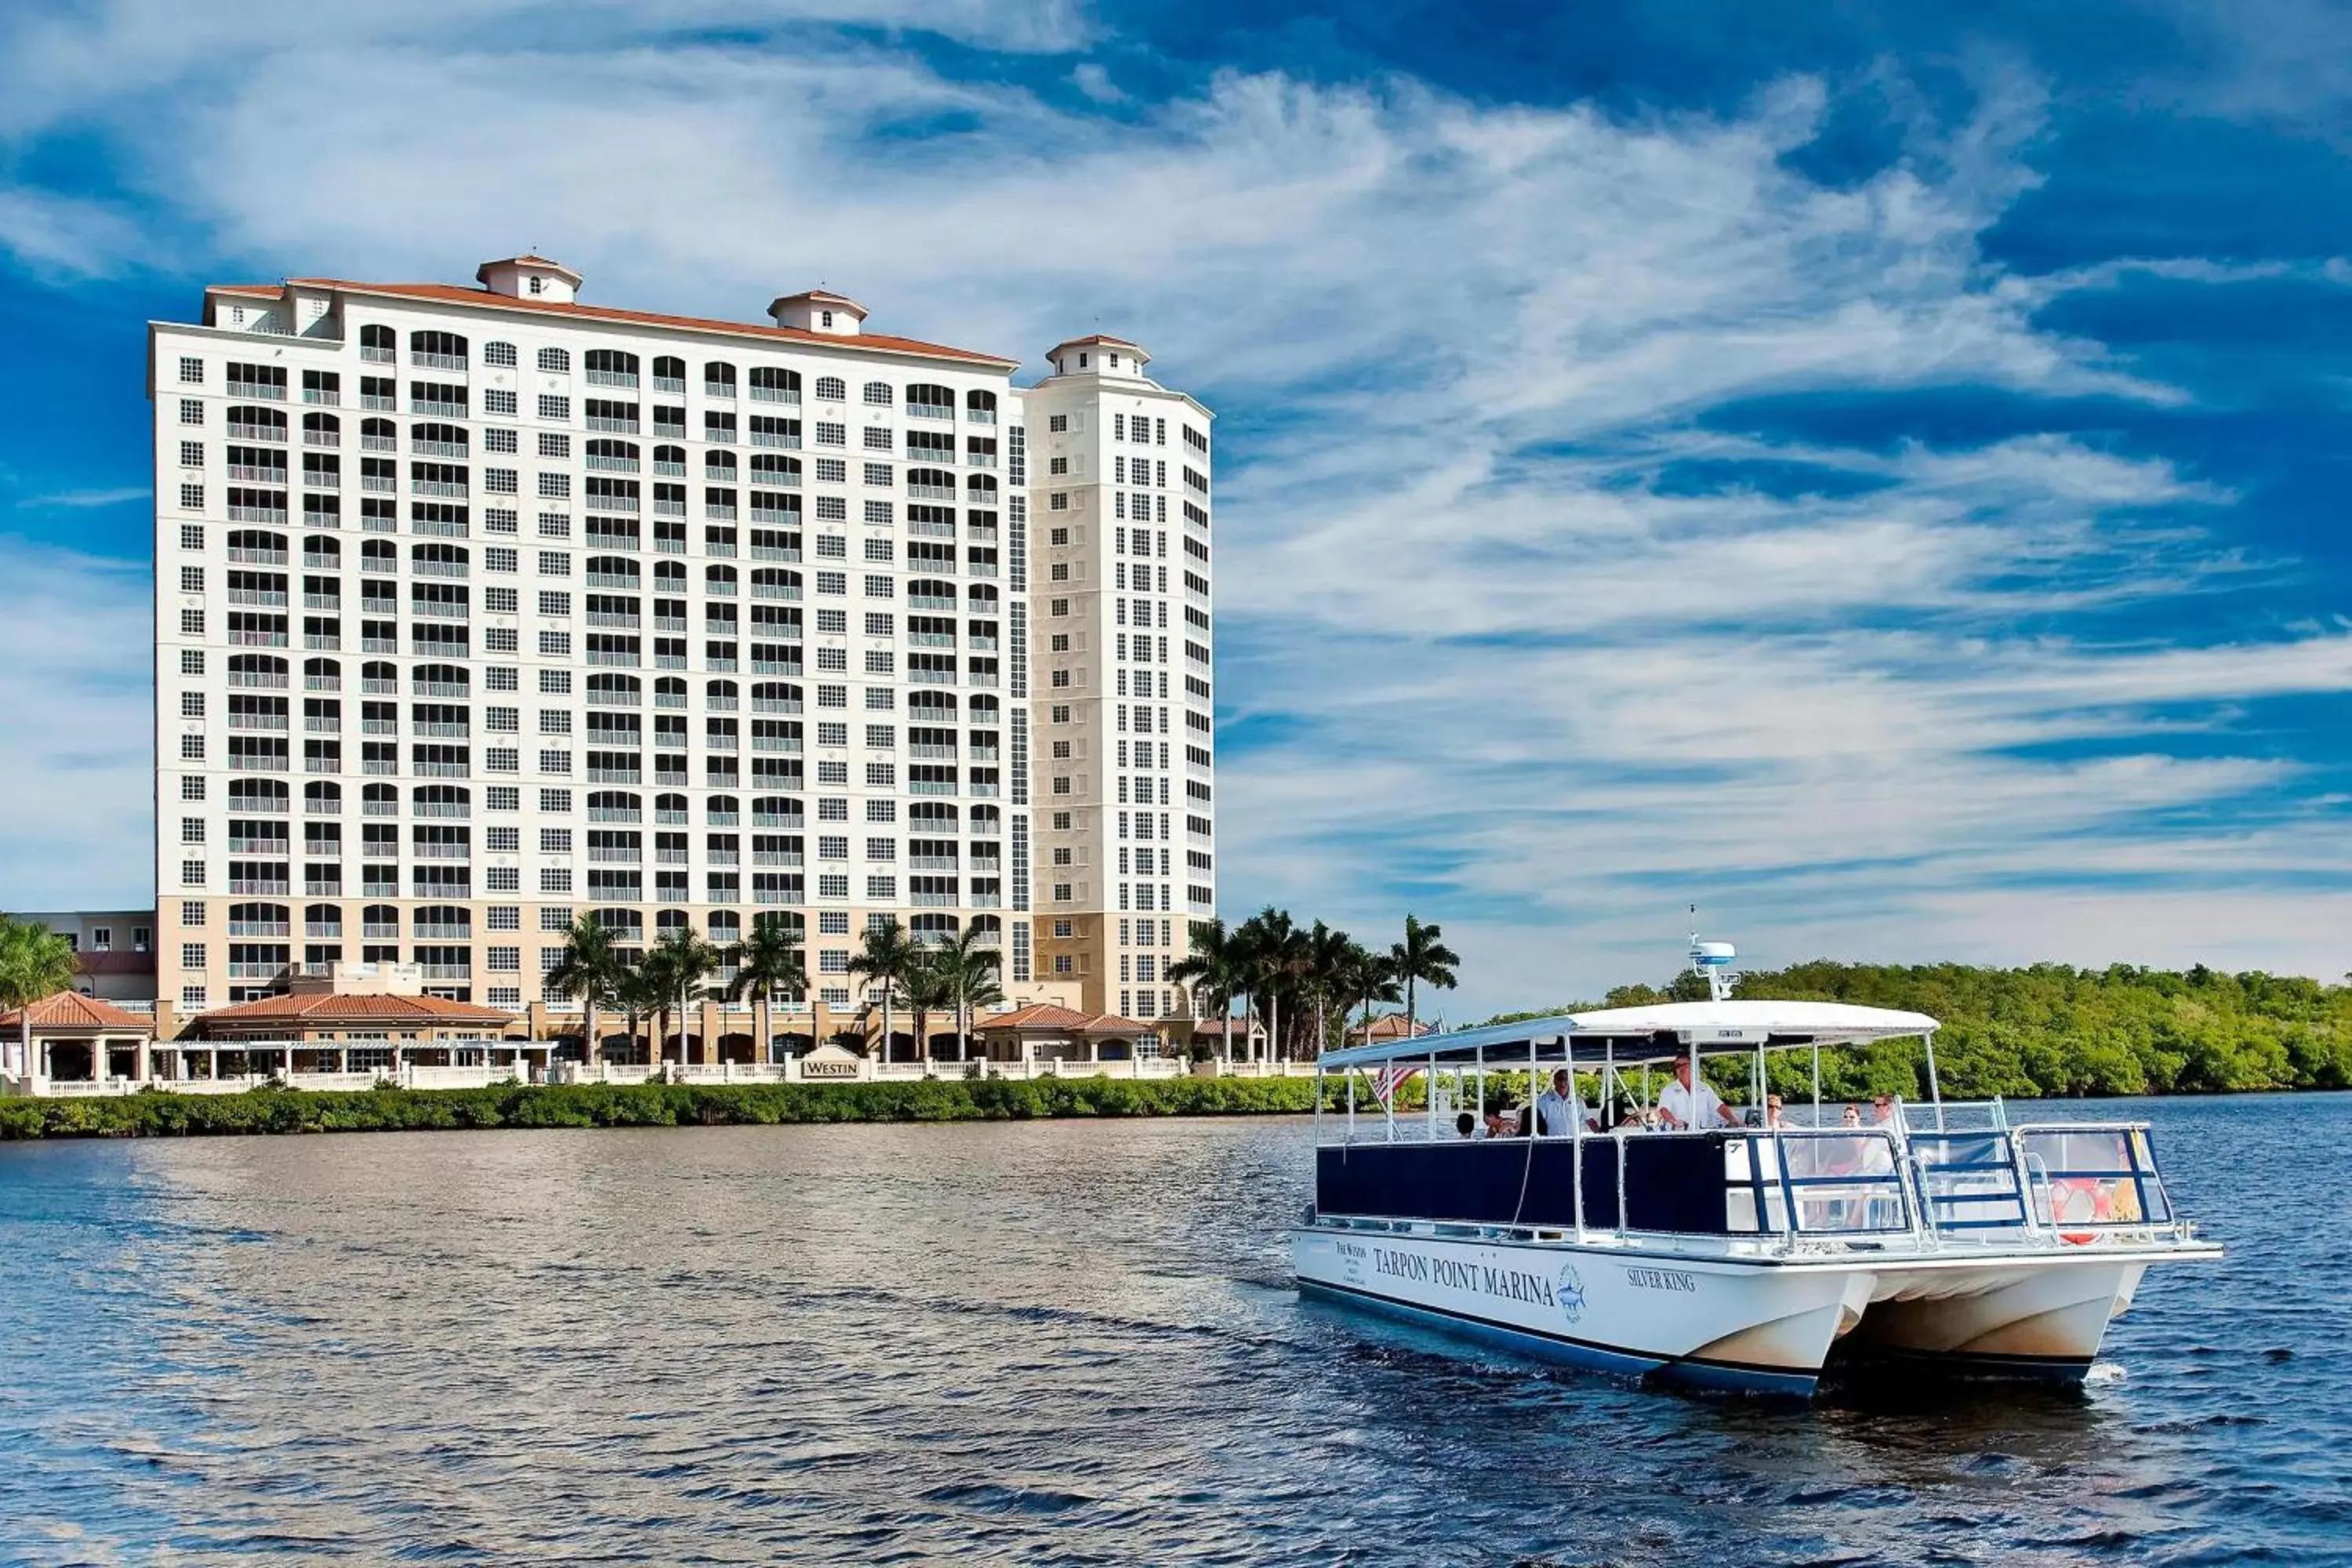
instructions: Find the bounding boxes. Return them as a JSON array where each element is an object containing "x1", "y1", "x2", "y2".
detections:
[{"x1": 143, "y1": 257, "x2": 1216, "y2": 1058}]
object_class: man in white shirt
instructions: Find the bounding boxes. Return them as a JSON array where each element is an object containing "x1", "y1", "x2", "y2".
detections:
[
  {"x1": 1657, "y1": 1054, "x2": 1739, "y2": 1130},
  {"x1": 1534, "y1": 1069, "x2": 1590, "y2": 1138}
]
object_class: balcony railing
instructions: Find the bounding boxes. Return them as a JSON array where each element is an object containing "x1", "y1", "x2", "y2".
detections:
[
  {"x1": 587, "y1": 370, "x2": 639, "y2": 388},
  {"x1": 411, "y1": 351, "x2": 467, "y2": 372}
]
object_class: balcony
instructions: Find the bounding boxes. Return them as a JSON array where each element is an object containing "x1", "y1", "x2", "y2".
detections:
[
  {"x1": 413, "y1": 922, "x2": 471, "y2": 941},
  {"x1": 306, "y1": 673, "x2": 341, "y2": 692},
  {"x1": 587, "y1": 369, "x2": 638, "y2": 388},
  {"x1": 361, "y1": 475, "x2": 396, "y2": 495},
  {"x1": 586, "y1": 455, "x2": 639, "y2": 474},
  {"x1": 227, "y1": 506, "x2": 289, "y2": 526},
  {"x1": 909, "y1": 593, "x2": 955, "y2": 612},
  {"x1": 226, "y1": 381, "x2": 285, "y2": 402},
  {"x1": 587, "y1": 493, "x2": 640, "y2": 514},
  {"x1": 587, "y1": 768, "x2": 641, "y2": 785},
  {"x1": 411, "y1": 351, "x2": 467, "y2": 372},
  {"x1": 910, "y1": 855, "x2": 958, "y2": 870},
  {"x1": 230, "y1": 629, "x2": 289, "y2": 648},
  {"x1": 228, "y1": 961, "x2": 288, "y2": 979},
  {"x1": 361, "y1": 394, "x2": 396, "y2": 412},
  {"x1": 414, "y1": 761, "x2": 470, "y2": 778},
  {"x1": 228, "y1": 879, "x2": 289, "y2": 895},
  {"x1": 752, "y1": 851, "x2": 803, "y2": 868},
  {"x1": 750, "y1": 698, "x2": 802, "y2": 714},
  {"x1": 586, "y1": 416, "x2": 640, "y2": 434},
  {"x1": 361, "y1": 346, "x2": 394, "y2": 365},
  {"x1": 416, "y1": 722, "x2": 470, "y2": 738},
  {"x1": 910, "y1": 779, "x2": 956, "y2": 795},
  {"x1": 703, "y1": 381, "x2": 735, "y2": 400},
  {"x1": 307, "y1": 797, "x2": 342, "y2": 815},
  {"x1": 303, "y1": 717, "x2": 340, "y2": 734},
  {"x1": 231, "y1": 670, "x2": 289, "y2": 690},
  {"x1": 410, "y1": 400, "x2": 467, "y2": 419},
  {"x1": 965, "y1": 452, "x2": 997, "y2": 469},
  {"x1": 654, "y1": 376, "x2": 687, "y2": 395},
  {"x1": 227, "y1": 840, "x2": 289, "y2": 856},
  {"x1": 752, "y1": 813, "x2": 804, "y2": 830},
  {"x1": 414, "y1": 802, "x2": 469, "y2": 818},
  {"x1": 419, "y1": 964, "x2": 472, "y2": 981},
  {"x1": 413, "y1": 842, "x2": 470, "y2": 859},
  {"x1": 413, "y1": 681, "x2": 468, "y2": 698},
  {"x1": 413, "y1": 438, "x2": 468, "y2": 459},
  {"x1": 303, "y1": 388, "x2": 341, "y2": 407},
  {"x1": 227, "y1": 423, "x2": 286, "y2": 443},
  {"x1": 412, "y1": 601, "x2": 470, "y2": 619},
  {"x1": 230, "y1": 546, "x2": 289, "y2": 566},
  {"x1": 230, "y1": 713, "x2": 289, "y2": 731},
  {"x1": 412, "y1": 480, "x2": 469, "y2": 499}
]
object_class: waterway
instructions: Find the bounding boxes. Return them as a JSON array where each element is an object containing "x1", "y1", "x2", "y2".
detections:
[{"x1": 0, "y1": 1094, "x2": 2344, "y2": 1563}]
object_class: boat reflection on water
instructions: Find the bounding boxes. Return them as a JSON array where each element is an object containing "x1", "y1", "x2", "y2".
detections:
[{"x1": 1294, "y1": 931, "x2": 2223, "y2": 1399}]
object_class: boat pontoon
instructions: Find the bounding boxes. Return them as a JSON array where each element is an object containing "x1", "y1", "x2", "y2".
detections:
[{"x1": 1293, "y1": 935, "x2": 2220, "y2": 1397}]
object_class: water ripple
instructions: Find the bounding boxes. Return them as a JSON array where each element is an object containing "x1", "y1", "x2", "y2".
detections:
[{"x1": 1, "y1": 1101, "x2": 2349, "y2": 1563}]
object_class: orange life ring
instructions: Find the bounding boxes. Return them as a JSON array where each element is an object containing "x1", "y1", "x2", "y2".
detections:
[{"x1": 2053, "y1": 1177, "x2": 2109, "y2": 1245}]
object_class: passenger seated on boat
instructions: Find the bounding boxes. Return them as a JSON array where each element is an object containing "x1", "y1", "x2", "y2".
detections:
[
  {"x1": 1535, "y1": 1069, "x2": 1593, "y2": 1137},
  {"x1": 1763, "y1": 1095, "x2": 1788, "y2": 1128},
  {"x1": 1656, "y1": 1056, "x2": 1740, "y2": 1131},
  {"x1": 1485, "y1": 1098, "x2": 1525, "y2": 1138},
  {"x1": 1871, "y1": 1095, "x2": 1896, "y2": 1126},
  {"x1": 1840, "y1": 1103, "x2": 1863, "y2": 1127},
  {"x1": 1455, "y1": 1111, "x2": 1478, "y2": 1139}
]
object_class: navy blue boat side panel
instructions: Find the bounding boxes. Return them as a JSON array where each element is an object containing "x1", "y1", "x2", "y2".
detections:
[{"x1": 1316, "y1": 1138, "x2": 1733, "y2": 1233}]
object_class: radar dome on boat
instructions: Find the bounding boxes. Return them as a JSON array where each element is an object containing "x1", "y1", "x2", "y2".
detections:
[{"x1": 1690, "y1": 941, "x2": 1737, "y2": 967}]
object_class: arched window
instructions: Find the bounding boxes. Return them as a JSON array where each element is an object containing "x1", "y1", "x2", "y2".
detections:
[
  {"x1": 707, "y1": 911, "x2": 742, "y2": 944},
  {"x1": 705, "y1": 564, "x2": 738, "y2": 591},
  {"x1": 412, "y1": 422, "x2": 467, "y2": 452},
  {"x1": 538, "y1": 347, "x2": 571, "y2": 373},
  {"x1": 967, "y1": 695, "x2": 1000, "y2": 723},
  {"x1": 304, "y1": 780, "x2": 342, "y2": 811},
  {"x1": 303, "y1": 656, "x2": 341, "y2": 684},
  {"x1": 910, "y1": 913, "x2": 957, "y2": 940},
  {"x1": 302, "y1": 410, "x2": 339, "y2": 443},
  {"x1": 482, "y1": 341, "x2": 517, "y2": 368},
  {"x1": 969, "y1": 914, "x2": 1002, "y2": 942},
  {"x1": 228, "y1": 405, "x2": 287, "y2": 437},
  {"x1": 226, "y1": 528, "x2": 288, "y2": 560},
  {"x1": 705, "y1": 449, "x2": 739, "y2": 476},
  {"x1": 654, "y1": 676, "x2": 687, "y2": 702},
  {"x1": 362, "y1": 903, "x2": 401, "y2": 935},
  {"x1": 905, "y1": 383, "x2": 953, "y2": 416},
  {"x1": 654, "y1": 444, "x2": 686, "y2": 470},
  {"x1": 706, "y1": 679, "x2": 739, "y2": 701},
  {"x1": 229, "y1": 902, "x2": 292, "y2": 934},
  {"x1": 749, "y1": 568, "x2": 800, "y2": 597},
  {"x1": 750, "y1": 681, "x2": 800, "y2": 710},
  {"x1": 586, "y1": 349, "x2": 640, "y2": 386},
  {"x1": 813, "y1": 376, "x2": 846, "y2": 403},
  {"x1": 906, "y1": 467, "x2": 955, "y2": 493},
  {"x1": 966, "y1": 583, "x2": 999, "y2": 611},
  {"x1": 359, "y1": 324, "x2": 394, "y2": 358},
  {"x1": 586, "y1": 437, "x2": 638, "y2": 468},
  {"x1": 592, "y1": 907, "x2": 645, "y2": 938},
  {"x1": 965, "y1": 474, "x2": 999, "y2": 503},
  {"x1": 411, "y1": 542, "x2": 469, "y2": 570},
  {"x1": 704, "y1": 361, "x2": 737, "y2": 394},
  {"x1": 305, "y1": 903, "x2": 343, "y2": 935},
  {"x1": 967, "y1": 804, "x2": 1000, "y2": 833},
  {"x1": 655, "y1": 908, "x2": 691, "y2": 932},
  {"x1": 706, "y1": 794, "x2": 739, "y2": 819},
  {"x1": 304, "y1": 534, "x2": 340, "y2": 563},
  {"x1": 229, "y1": 652, "x2": 289, "y2": 686},
  {"x1": 359, "y1": 539, "x2": 397, "y2": 572},
  {"x1": 655, "y1": 792, "x2": 688, "y2": 815},
  {"x1": 361, "y1": 660, "x2": 397, "y2": 686},
  {"x1": 413, "y1": 785, "x2": 470, "y2": 814},
  {"x1": 750, "y1": 795, "x2": 801, "y2": 822},
  {"x1": 588, "y1": 790, "x2": 641, "y2": 818},
  {"x1": 409, "y1": 329, "x2": 467, "y2": 368},
  {"x1": 362, "y1": 783, "x2": 397, "y2": 810},
  {"x1": 412, "y1": 663, "x2": 469, "y2": 693},
  {"x1": 652, "y1": 355, "x2": 685, "y2": 387},
  {"x1": 230, "y1": 777, "x2": 291, "y2": 811},
  {"x1": 415, "y1": 904, "x2": 471, "y2": 936},
  {"x1": 965, "y1": 388, "x2": 997, "y2": 419},
  {"x1": 862, "y1": 380, "x2": 893, "y2": 407},
  {"x1": 586, "y1": 556, "x2": 639, "y2": 587},
  {"x1": 586, "y1": 672, "x2": 641, "y2": 702},
  {"x1": 652, "y1": 559, "x2": 685, "y2": 587}
]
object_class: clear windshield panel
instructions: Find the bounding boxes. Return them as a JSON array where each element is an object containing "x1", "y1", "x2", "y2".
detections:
[
  {"x1": 2020, "y1": 1126, "x2": 2173, "y2": 1227},
  {"x1": 1726, "y1": 1132, "x2": 1909, "y2": 1235},
  {"x1": 1910, "y1": 1131, "x2": 2031, "y2": 1233}
]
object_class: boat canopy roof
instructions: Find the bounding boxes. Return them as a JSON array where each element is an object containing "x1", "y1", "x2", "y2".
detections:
[{"x1": 1316, "y1": 1000, "x2": 1941, "y2": 1072}]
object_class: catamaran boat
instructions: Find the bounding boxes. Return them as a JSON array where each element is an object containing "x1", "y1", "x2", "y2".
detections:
[{"x1": 1293, "y1": 937, "x2": 2221, "y2": 1397}]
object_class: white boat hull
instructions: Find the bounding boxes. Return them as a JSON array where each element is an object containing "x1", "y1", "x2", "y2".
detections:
[{"x1": 1292, "y1": 1225, "x2": 2198, "y2": 1396}]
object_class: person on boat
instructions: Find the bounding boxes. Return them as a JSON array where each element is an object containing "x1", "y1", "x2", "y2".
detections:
[
  {"x1": 1483, "y1": 1097, "x2": 1523, "y2": 1138},
  {"x1": 1455, "y1": 1110, "x2": 1478, "y2": 1139},
  {"x1": 1871, "y1": 1095, "x2": 1897, "y2": 1126},
  {"x1": 1840, "y1": 1103, "x2": 1863, "y2": 1127},
  {"x1": 1656, "y1": 1055, "x2": 1740, "y2": 1130},
  {"x1": 1763, "y1": 1094, "x2": 1789, "y2": 1128},
  {"x1": 1535, "y1": 1069, "x2": 1594, "y2": 1137}
]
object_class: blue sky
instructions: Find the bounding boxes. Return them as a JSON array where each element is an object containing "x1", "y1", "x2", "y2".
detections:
[{"x1": 3, "y1": 0, "x2": 2350, "y2": 1013}]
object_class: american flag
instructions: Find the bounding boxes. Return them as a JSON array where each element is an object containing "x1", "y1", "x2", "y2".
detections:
[{"x1": 1371, "y1": 1062, "x2": 1421, "y2": 1110}]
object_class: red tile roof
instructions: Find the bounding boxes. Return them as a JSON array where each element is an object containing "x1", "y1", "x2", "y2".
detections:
[
  {"x1": 210, "y1": 280, "x2": 1016, "y2": 368},
  {"x1": 982, "y1": 1004, "x2": 1152, "y2": 1033},
  {"x1": 190, "y1": 991, "x2": 516, "y2": 1033},
  {"x1": 0, "y1": 992, "x2": 154, "y2": 1033}
]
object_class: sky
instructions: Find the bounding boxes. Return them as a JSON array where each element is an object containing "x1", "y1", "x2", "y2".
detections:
[{"x1": 2, "y1": 0, "x2": 2350, "y2": 1016}]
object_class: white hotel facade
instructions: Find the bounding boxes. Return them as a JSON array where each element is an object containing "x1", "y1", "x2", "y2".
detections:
[{"x1": 146, "y1": 256, "x2": 1214, "y2": 1047}]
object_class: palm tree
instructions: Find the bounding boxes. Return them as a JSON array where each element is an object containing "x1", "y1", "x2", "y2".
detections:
[
  {"x1": 898, "y1": 948, "x2": 960, "y2": 1071},
  {"x1": 0, "y1": 917, "x2": 79, "y2": 1083},
  {"x1": 609, "y1": 959, "x2": 663, "y2": 1069},
  {"x1": 1341, "y1": 942, "x2": 1401, "y2": 1047},
  {"x1": 1303, "y1": 920, "x2": 1355, "y2": 1058},
  {"x1": 727, "y1": 914, "x2": 808, "y2": 1065},
  {"x1": 848, "y1": 919, "x2": 919, "y2": 1062},
  {"x1": 1167, "y1": 916, "x2": 1247, "y2": 1061},
  {"x1": 647, "y1": 924, "x2": 722, "y2": 1065},
  {"x1": 1236, "y1": 907, "x2": 1305, "y2": 1062},
  {"x1": 935, "y1": 925, "x2": 1004, "y2": 1062},
  {"x1": 1389, "y1": 913, "x2": 1461, "y2": 1043},
  {"x1": 543, "y1": 914, "x2": 622, "y2": 1067}
]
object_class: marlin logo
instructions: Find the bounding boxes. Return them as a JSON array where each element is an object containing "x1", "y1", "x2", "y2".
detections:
[{"x1": 1557, "y1": 1262, "x2": 1586, "y2": 1326}]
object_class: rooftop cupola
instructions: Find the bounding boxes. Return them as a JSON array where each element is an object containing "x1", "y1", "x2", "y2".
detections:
[
  {"x1": 476, "y1": 255, "x2": 582, "y2": 303},
  {"x1": 769, "y1": 290, "x2": 868, "y2": 336},
  {"x1": 1045, "y1": 335, "x2": 1149, "y2": 379}
]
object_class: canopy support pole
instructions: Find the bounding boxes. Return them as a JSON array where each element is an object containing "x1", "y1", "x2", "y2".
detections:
[{"x1": 1924, "y1": 1029, "x2": 1944, "y2": 1131}]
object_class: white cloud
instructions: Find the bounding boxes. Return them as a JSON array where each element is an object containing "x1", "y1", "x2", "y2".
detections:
[
  {"x1": 0, "y1": 539, "x2": 152, "y2": 911},
  {"x1": 0, "y1": 17, "x2": 2343, "y2": 1007}
]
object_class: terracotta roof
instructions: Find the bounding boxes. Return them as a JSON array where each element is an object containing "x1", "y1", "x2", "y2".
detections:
[
  {"x1": 209, "y1": 280, "x2": 1017, "y2": 368},
  {"x1": 191, "y1": 991, "x2": 516, "y2": 1030},
  {"x1": 982, "y1": 1004, "x2": 1152, "y2": 1033},
  {"x1": 74, "y1": 951, "x2": 156, "y2": 976},
  {"x1": 0, "y1": 992, "x2": 154, "y2": 1033}
]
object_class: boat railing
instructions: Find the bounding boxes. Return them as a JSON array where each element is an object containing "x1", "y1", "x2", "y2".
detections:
[
  {"x1": 1902, "y1": 1097, "x2": 2008, "y2": 1131},
  {"x1": 2012, "y1": 1122, "x2": 2176, "y2": 1238},
  {"x1": 1728, "y1": 1129, "x2": 1913, "y2": 1237},
  {"x1": 1904, "y1": 1130, "x2": 2034, "y2": 1240}
]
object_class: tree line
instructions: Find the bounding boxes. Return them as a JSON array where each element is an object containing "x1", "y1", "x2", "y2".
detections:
[
  {"x1": 1170, "y1": 909, "x2": 1461, "y2": 1058},
  {"x1": 546, "y1": 913, "x2": 1005, "y2": 1065},
  {"x1": 1480, "y1": 958, "x2": 2352, "y2": 1098}
]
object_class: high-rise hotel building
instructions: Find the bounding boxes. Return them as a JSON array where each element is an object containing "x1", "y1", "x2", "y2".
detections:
[{"x1": 147, "y1": 257, "x2": 1214, "y2": 1041}]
